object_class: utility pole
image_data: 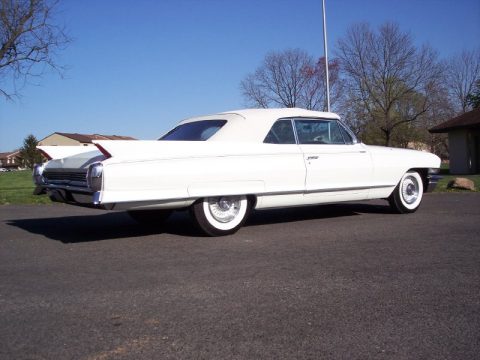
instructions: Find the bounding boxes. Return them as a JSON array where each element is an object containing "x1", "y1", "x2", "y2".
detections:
[{"x1": 322, "y1": 0, "x2": 331, "y2": 112}]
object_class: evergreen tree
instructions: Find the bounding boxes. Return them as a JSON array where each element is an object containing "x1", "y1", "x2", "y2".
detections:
[{"x1": 19, "y1": 135, "x2": 42, "y2": 169}]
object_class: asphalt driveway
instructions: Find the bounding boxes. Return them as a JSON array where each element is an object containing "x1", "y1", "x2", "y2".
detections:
[{"x1": 0, "y1": 193, "x2": 479, "y2": 359}]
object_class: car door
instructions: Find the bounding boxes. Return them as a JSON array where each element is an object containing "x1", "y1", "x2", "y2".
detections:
[{"x1": 294, "y1": 118, "x2": 373, "y2": 201}]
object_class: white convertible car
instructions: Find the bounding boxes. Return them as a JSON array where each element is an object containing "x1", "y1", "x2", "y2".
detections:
[{"x1": 34, "y1": 108, "x2": 440, "y2": 236}]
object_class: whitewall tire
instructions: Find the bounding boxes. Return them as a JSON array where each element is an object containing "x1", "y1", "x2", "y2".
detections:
[
  {"x1": 191, "y1": 195, "x2": 251, "y2": 236},
  {"x1": 389, "y1": 171, "x2": 424, "y2": 213}
]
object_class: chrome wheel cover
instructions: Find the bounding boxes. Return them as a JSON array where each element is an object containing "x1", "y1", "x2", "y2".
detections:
[
  {"x1": 207, "y1": 196, "x2": 241, "y2": 223},
  {"x1": 401, "y1": 176, "x2": 419, "y2": 205}
]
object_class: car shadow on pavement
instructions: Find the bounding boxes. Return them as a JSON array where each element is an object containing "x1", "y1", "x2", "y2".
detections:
[
  {"x1": 7, "y1": 211, "x2": 199, "y2": 243},
  {"x1": 7, "y1": 202, "x2": 391, "y2": 243},
  {"x1": 246, "y1": 202, "x2": 390, "y2": 226}
]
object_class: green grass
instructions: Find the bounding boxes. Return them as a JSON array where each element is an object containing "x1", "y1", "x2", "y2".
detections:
[
  {"x1": 0, "y1": 170, "x2": 52, "y2": 205},
  {"x1": 434, "y1": 174, "x2": 480, "y2": 192}
]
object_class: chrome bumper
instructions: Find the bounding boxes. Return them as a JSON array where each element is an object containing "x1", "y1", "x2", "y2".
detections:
[
  {"x1": 34, "y1": 184, "x2": 105, "y2": 209},
  {"x1": 426, "y1": 175, "x2": 441, "y2": 193}
]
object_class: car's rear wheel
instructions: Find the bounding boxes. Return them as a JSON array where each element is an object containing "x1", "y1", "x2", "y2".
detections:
[
  {"x1": 191, "y1": 195, "x2": 251, "y2": 236},
  {"x1": 389, "y1": 171, "x2": 424, "y2": 213},
  {"x1": 127, "y1": 209, "x2": 172, "y2": 225}
]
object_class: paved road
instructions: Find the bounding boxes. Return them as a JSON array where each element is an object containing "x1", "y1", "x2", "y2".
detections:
[{"x1": 0, "y1": 193, "x2": 479, "y2": 359}]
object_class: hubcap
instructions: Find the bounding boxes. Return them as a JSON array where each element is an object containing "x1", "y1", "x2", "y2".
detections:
[
  {"x1": 208, "y1": 197, "x2": 241, "y2": 223},
  {"x1": 401, "y1": 176, "x2": 419, "y2": 204}
]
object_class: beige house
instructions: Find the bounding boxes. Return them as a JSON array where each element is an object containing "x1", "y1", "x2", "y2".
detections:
[
  {"x1": 39, "y1": 132, "x2": 136, "y2": 146},
  {"x1": 429, "y1": 108, "x2": 480, "y2": 174},
  {"x1": 0, "y1": 150, "x2": 21, "y2": 169}
]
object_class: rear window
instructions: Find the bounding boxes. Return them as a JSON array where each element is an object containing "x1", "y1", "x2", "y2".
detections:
[{"x1": 159, "y1": 120, "x2": 227, "y2": 141}]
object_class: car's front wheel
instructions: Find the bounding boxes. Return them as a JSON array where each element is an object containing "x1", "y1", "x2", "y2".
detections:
[
  {"x1": 389, "y1": 171, "x2": 424, "y2": 213},
  {"x1": 191, "y1": 195, "x2": 251, "y2": 236}
]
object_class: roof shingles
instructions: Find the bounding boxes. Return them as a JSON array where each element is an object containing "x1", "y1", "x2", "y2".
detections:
[
  {"x1": 55, "y1": 132, "x2": 136, "y2": 143},
  {"x1": 429, "y1": 108, "x2": 480, "y2": 133}
]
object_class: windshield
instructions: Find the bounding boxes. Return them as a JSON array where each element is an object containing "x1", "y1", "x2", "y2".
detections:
[{"x1": 159, "y1": 120, "x2": 227, "y2": 141}]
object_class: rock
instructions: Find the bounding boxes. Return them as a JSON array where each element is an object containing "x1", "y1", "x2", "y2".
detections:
[{"x1": 447, "y1": 178, "x2": 476, "y2": 191}]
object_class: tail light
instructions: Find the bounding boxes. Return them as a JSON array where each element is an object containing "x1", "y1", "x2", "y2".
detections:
[{"x1": 87, "y1": 163, "x2": 103, "y2": 191}]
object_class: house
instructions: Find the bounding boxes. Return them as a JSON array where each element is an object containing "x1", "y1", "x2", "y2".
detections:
[
  {"x1": 0, "y1": 150, "x2": 21, "y2": 170},
  {"x1": 429, "y1": 108, "x2": 480, "y2": 174},
  {"x1": 38, "y1": 132, "x2": 136, "y2": 146}
]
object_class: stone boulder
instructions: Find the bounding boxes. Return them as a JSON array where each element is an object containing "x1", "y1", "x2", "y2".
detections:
[{"x1": 447, "y1": 177, "x2": 476, "y2": 191}]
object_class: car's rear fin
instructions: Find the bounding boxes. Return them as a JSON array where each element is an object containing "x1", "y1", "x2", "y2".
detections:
[
  {"x1": 95, "y1": 143, "x2": 112, "y2": 159},
  {"x1": 37, "y1": 146, "x2": 96, "y2": 160},
  {"x1": 38, "y1": 148, "x2": 52, "y2": 161}
]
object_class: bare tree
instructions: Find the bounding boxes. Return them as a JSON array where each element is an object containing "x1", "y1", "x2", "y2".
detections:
[
  {"x1": 301, "y1": 57, "x2": 342, "y2": 111},
  {"x1": 422, "y1": 84, "x2": 453, "y2": 158},
  {"x1": 240, "y1": 48, "x2": 343, "y2": 111},
  {"x1": 445, "y1": 49, "x2": 480, "y2": 113},
  {"x1": 0, "y1": 0, "x2": 69, "y2": 99},
  {"x1": 466, "y1": 79, "x2": 480, "y2": 109},
  {"x1": 336, "y1": 22, "x2": 443, "y2": 146}
]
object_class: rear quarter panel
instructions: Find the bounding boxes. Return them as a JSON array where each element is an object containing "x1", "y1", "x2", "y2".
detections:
[{"x1": 99, "y1": 143, "x2": 306, "y2": 205}]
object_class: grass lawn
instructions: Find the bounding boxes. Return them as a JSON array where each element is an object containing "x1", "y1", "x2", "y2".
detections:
[
  {"x1": 434, "y1": 174, "x2": 480, "y2": 192},
  {"x1": 0, "y1": 167, "x2": 478, "y2": 205},
  {"x1": 0, "y1": 170, "x2": 51, "y2": 205}
]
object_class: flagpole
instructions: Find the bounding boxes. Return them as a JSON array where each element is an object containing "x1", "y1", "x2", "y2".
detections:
[{"x1": 322, "y1": 0, "x2": 331, "y2": 112}]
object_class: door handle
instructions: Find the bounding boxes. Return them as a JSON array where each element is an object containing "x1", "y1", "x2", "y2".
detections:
[{"x1": 307, "y1": 156, "x2": 319, "y2": 160}]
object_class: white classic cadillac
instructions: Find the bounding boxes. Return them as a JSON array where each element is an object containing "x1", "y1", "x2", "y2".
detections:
[{"x1": 34, "y1": 108, "x2": 441, "y2": 236}]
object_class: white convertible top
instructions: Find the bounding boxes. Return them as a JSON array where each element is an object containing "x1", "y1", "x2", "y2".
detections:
[{"x1": 178, "y1": 108, "x2": 341, "y2": 143}]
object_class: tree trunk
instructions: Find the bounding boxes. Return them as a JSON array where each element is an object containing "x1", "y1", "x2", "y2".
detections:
[
  {"x1": 384, "y1": 131, "x2": 391, "y2": 147},
  {"x1": 381, "y1": 124, "x2": 391, "y2": 147}
]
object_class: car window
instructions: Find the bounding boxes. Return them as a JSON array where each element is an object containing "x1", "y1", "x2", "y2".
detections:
[
  {"x1": 264, "y1": 119, "x2": 296, "y2": 144},
  {"x1": 338, "y1": 123, "x2": 354, "y2": 144},
  {"x1": 160, "y1": 120, "x2": 227, "y2": 141},
  {"x1": 294, "y1": 119, "x2": 345, "y2": 145}
]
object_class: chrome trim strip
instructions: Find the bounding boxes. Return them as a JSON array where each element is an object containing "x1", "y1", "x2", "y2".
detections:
[
  {"x1": 291, "y1": 118, "x2": 300, "y2": 145},
  {"x1": 337, "y1": 120, "x2": 359, "y2": 144},
  {"x1": 305, "y1": 185, "x2": 395, "y2": 194},
  {"x1": 259, "y1": 185, "x2": 395, "y2": 197}
]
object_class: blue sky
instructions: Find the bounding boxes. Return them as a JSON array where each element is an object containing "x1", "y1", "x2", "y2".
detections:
[{"x1": 1, "y1": 0, "x2": 479, "y2": 152}]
